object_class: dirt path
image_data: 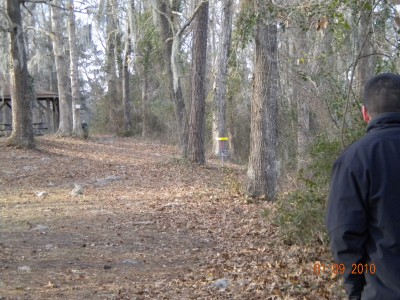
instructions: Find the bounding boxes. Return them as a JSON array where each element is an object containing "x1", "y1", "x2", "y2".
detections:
[{"x1": 0, "y1": 136, "x2": 344, "y2": 299}]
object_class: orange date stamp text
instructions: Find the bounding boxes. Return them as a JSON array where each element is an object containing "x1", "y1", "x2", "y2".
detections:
[{"x1": 313, "y1": 262, "x2": 376, "y2": 276}]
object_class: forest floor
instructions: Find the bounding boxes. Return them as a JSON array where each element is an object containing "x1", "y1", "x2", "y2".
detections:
[{"x1": 0, "y1": 135, "x2": 346, "y2": 299}]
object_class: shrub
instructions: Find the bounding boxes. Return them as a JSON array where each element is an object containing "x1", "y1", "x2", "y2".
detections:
[{"x1": 273, "y1": 135, "x2": 344, "y2": 246}]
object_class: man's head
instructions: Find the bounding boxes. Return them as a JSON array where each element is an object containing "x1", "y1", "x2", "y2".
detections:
[{"x1": 362, "y1": 73, "x2": 400, "y2": 122}]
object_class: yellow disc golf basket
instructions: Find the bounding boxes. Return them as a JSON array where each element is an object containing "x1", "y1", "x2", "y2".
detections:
[{"x1": 217, "y1": 137, "x2": 230, "y2": 162}]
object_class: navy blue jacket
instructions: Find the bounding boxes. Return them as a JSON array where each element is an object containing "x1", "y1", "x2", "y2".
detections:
[{"x1": 326, "y1": 112, "x2": 400, "y2": 300}]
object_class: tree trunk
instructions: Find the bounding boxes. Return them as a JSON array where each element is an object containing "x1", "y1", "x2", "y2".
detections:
[
  {"x1": 141, "y1": 70, "x2": 149, "y2": 137},
  {"x1": 122, "y1": 39, "x2": 132, "y2": 134},
  {"x1": 246, "y1": 13, "x2": 279, "y2": 200},
  {"x1": 6, "y1": 0, "x2": 35, "y2": 148},
  {"x1": 187, "y1": 0, "x2": 209, "y2": 164},
  {"x1": 51, "y1": 0, "x2": 71, "y2": 136},
  {"x1": 295, "y1": 28, "x2": 312, "y2": 171},
  {"x1": 1, "y1": 22, "x2": 11, "y2": 127},
  {"x1": 212, "y1": 0, "x2": 233, "y2": 156},
  {"x1": 154, "y1": 0, "x2": 187, "y2": 157},
  {"x1": 136, "y1": 2, "x2": 151, "y2": 138},
  {"x1": 122, "y1": 0, "x2": 133, "y2": 135},
  {"x1": 171, "y1": 35, "x2": 188, "y2": 157},
  {"x1": 68, "y1": 0, "x2": 83, "y2": 137},
  {"x1": 356, "y1": 0, "x2": 375, "y2": 97},
  {"x1": 106, "y1": 0, "x2": 119, "y2": 133}
]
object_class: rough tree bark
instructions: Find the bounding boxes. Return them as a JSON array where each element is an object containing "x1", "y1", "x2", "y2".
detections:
[
  {"x1": 141, "y1": 70, "x2": 149, "y2": 137},
  {"x1": 136, "y1": 3, "x2": 150, "y2": 138},
  {"x1": 6, "y1": 0, "x2": 35, "y2": 148},
  {"x1": 153, "y1": 0, "x2": 187, "y2": 157},
  {"x1": 68, "y1": 0, "x2": 83, "y2": 137},
  {"x1": 247, "y1": 8, "x2": 279, "y2": 200},
  {"x1": 187, "y1": 0, "x2": 209, "y2": 164},
  {"x1": 295, "y1": 27, "x2": 312, "y2": 171},
  {"x1": 51, "y1": 0, "x2": 71, "y2": 136},
  {"x1": 212, "y1": 0, "x2": 233, "y2": 156},
  {"x1": 356, "y1": 0, "x2": 375, "y2": 97},
  {"x1": 106, "y1": 0, "x2": 119, "y2": 133},
  {"x1": 1, "y1": 13, "x2": 11, "y2": 127},
  {"x1": 122, "y1": 0, "x2": 133, "y2": 135}
]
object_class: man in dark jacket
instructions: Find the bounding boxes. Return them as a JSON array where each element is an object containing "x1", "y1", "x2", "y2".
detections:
[{"x1": 326, "y1": 73, "x2": 400, "y2": 299}]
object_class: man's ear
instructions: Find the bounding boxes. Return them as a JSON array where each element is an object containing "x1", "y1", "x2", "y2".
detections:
[{"x1": 362, "y1": 105, "x2": 371, "y2": 123}]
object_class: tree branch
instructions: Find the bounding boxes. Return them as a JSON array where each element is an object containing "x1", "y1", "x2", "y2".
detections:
[
  {"x1": 22, "y1": 0, "x2": 94, "y2": 14},
  {"x1": 23, "y1": 0, "x2": 52, "y2": 4},
  {"x1": 177, "y1": 0, "x2": 208, "y2": 37},
  {"x1": 25, "y1": 26, "x2": 55, "y2": 40},
  {"x1": 0, "y1": 7, "x2": 13, "y2": 33}
]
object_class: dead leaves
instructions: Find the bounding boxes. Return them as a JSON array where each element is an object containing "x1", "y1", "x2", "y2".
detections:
[{"x1": 0, "y1": 136, "x2": 346, "y2": 299}]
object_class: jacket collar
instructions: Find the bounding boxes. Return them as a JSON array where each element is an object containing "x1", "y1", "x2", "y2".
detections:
[{"x1": 367, "y1": 112, "x2": 400, "y2": 132}]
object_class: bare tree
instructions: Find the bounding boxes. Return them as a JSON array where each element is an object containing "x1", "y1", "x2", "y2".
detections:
[
  {"x1": 5, "y1": 0, "x2": 35, "y2": 148},
  {"x1": 152, "y1": 0, "x2": 187, "y2": 156},
  {"x1": 212, "y1": 0, "x2": 233, "y2": 156},
  {"x1": 356, "y1": 0, "x2": 375, "y2": 97},
  {"x1": 51, "y1": 0, "x2": 71, "y2": 136},
  {"x1": 135, "y1": 3, "x2": 151, "y2": 138},
  {"x1": 105, "y1": 0, "x2": 119, "y2": 133},
  {"x1": 121, "y1": 0, "x2": 134, "y2": 135},
  {"x1": 187, "y1": 0, "x2": 209, "y2": 164},
  {"x1": 294, "y1": 26, "x2": 313, "y2": 171},
  {"x1": 247, "y1": 3, "x2": 279, "y2": 200},
  {"x1": 141, "y1": 66, "x2": 150, "y2": 137},
  {"x1": 68, "y1": 0, "x2": 83, "y2": 137}
]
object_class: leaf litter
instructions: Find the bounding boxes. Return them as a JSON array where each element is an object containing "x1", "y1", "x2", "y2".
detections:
[{"x1": 0, "y1": 136, "x2": 346, "y2": 299}]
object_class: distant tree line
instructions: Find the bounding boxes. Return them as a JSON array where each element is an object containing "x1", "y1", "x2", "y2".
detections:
[{"x1": 2, "y1": 0, "x2": 400, "y2": 199}]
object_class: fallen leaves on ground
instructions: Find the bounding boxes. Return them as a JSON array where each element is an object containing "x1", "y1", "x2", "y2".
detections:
[{"x1": 0, "y1": 136, "x2": 346, "y2": 299}]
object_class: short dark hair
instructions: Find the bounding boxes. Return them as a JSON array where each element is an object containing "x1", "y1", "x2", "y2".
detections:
[{"x1": 364, "y1": 73, "x2": 400, "y2": 115}]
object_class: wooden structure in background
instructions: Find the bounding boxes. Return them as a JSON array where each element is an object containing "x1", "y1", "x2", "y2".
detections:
[{"x1": 0, "y1": 85, "x2": 59, "y2": 135}]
